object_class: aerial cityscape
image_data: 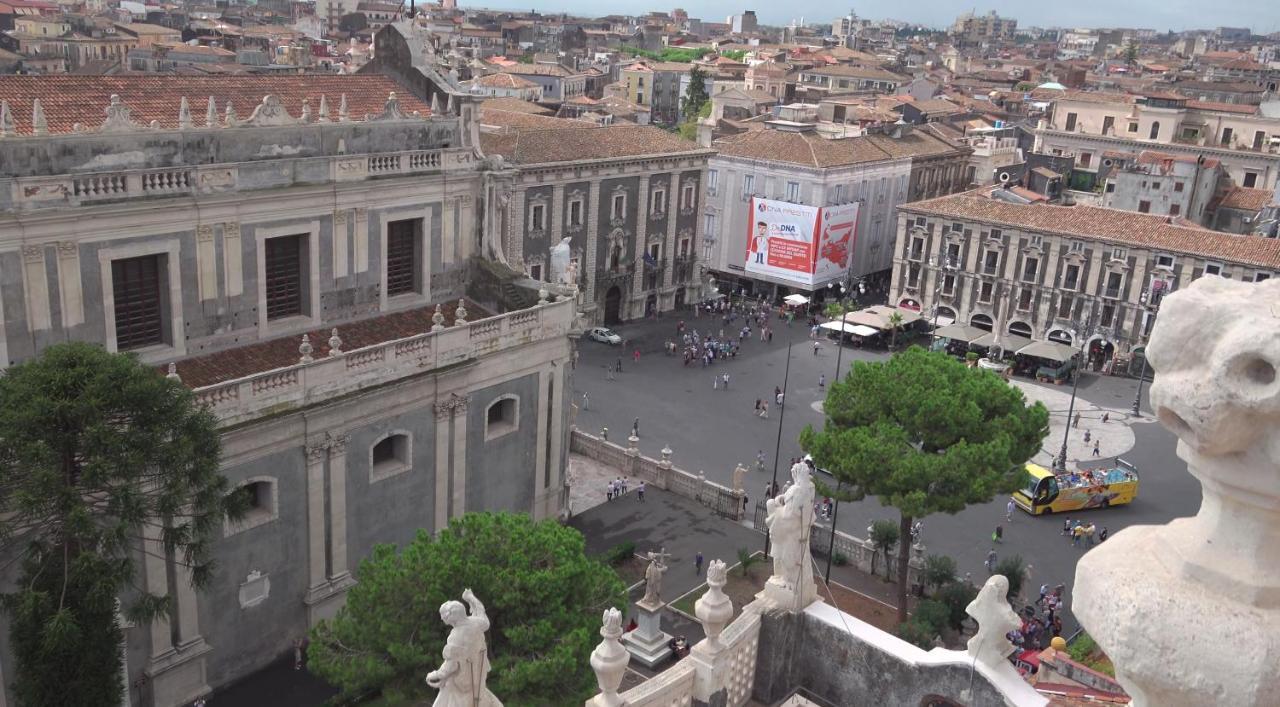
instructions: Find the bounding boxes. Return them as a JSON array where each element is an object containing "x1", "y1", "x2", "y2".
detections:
[{"x1": 0, "y1": 2, "x2": 1276, "y2": 706}]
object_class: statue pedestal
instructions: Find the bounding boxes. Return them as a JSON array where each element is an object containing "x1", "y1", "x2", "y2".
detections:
[
  {"x1": 756, "y1": 567, "x2": 817, "y2": 613},
  {"x1": 621, "y1": 599, "x2": 673, "y2": 668}
]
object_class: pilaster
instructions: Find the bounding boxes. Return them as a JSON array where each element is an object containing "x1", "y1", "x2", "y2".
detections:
[
  {"x1": 450, "y1": 396, "x2": 469, "y2": 520},
  {"x1": 21, "y1": 245, "x2": 50, "y2": 332},
  {"x1": 223, "y1": 222, "x2": 243, "y2": 297},
  {"x1": 196, "y1": 224, "x2": 218, "y2": 301},
  {"x1": 458, "y1": 194, "x2": 475, "y2": 260},
  {"x1": 328, "y1": 434, "x2": 350, "y2": 578},
  {"x1": 510, "y1": 188, "x2": 526, "y2": 267},
  {"x1": 305, "y1": 441, "x2": 329, "y2": 591},
  {"x1": 631, "y1": 175, "x2": 650, "y2": 311},
  {"x1": 332, "y1": 209, "x2": 349, "y2": 279},
  {"x1": 662, "y1": 182, "x2": 678, "y2": 289},
  {"x1": 354, "y1": 207, "x2": 369, "y2": 273},
  {"x1": 55, "y1": 241, "x2": 83, "y2": 328},
  {"x1": 546, "y1": 364, "x2": 565, "y2": 518},
  {"x1": 585, "y1": 179, "x2": 601, "y2": 302},
  {"x1": 533, "y1": 369, "x2": 551, "y2": 521},
  {"x1": 550, "y1": 183, "x2": 565, "y2": 246},
  {"x1": 433, "y1": 401, "x2": 452, "y2": 532},
  {"x1": 142, "y1": 520, "x2": 175, "y2": 659},
  {"x1": 442, "y1": 197, "x2": 457, "y2": 267}
]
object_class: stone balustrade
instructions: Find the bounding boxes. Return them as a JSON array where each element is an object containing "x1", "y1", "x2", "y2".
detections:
[
  {"x1": 615, "y1": 661, "x2": 695, "y2": 707},
  {"x1": 569, "y1": 430, "x2": 744, "y2": 521},
  {"x1": 10, "y1": 147, "x2": 477, "y2": 211},
  {"x1": 193, "y1": 298, "x2": 574, "y2": 426}
]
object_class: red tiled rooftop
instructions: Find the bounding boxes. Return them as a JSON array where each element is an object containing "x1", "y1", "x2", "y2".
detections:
[
  {"x1": 168, "y1": 299, "x2": 489, "y2": 388},
  {"x1": 0, "y1": 75, "x2": 430, "y2": 136}
]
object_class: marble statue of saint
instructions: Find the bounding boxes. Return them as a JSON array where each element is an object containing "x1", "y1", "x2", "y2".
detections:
[
  {"x1": 765, "y1": 461, "x2": 817, "y2": 594},
  {"x1": 426, "y1": 589, "x2": 502, "y2": 707},
  {"x1": 549, "y1": 237, "x2": 572, "y2": 284},
  {"x1": 640, "y1": 548, "x2": 671, "y2": 606}
]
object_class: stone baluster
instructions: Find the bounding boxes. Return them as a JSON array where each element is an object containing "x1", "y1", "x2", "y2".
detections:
[
  {"x1": 656, "y1": 444, "x2": 673, "y2": 488},
  {"x1": 586, "y1": 608, "x2": 629, "y2": 707},
  {"x1": 299, "y1": 334, "x2": 314, "y2": 364},
  {"x1": 166, "y1": 363, "x2": 180, "y2": 381},
  {"x1": 454, "y1": 300, "x2": 468, "y2": 325},
  {"x1": 1074, "y1": 277, "x2": 1280, "y2": 707},
  {"x1": 695, "y1": 560, "x2": 732, "y2": 650},
  {"x1": 431, "y1": 303, "x2": 446, "y2": 332}
]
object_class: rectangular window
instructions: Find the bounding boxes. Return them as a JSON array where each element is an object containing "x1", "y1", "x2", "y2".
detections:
[
  {"x1": 1254, "y1": 131, "x2": 1266, "y2": 150},
  {"x1": 989, "y1": 228, "x2": 1002, "y2": 240},
  {"x1": 786, "y1": 181, "x2": 800, "y2": 202},
  {"x1": 1174, "y1": 182, "x2": 1184, "y2": 192},
  {"x1": 652, "y1": 189, "x2": 666, "y2": 215},
  {"x1": 1022, "y1": 257, "x2": 1039, "y2": 282},
  {"x1": 264, "y1": 235, "x2": 304, "y2": 320},
  {"x1": 1169, "y1": 204, "x2": 1181, "y2": 216},
  {"x1": 1058, "y1": 294, "x2": 1074, "y2": 319},
  {"x1": 569, "y1": 200, "x2": 583, "y2": 227},
  {"x1": 1106, "y1": 182, "x2": 1116, "y2": 193},
  {"x1": 743, "y1": 174, "x2": 755, "y2": 196},
  {"x1": 1204, "y1": 262, "x2": 1222, "y2": 277},
  {"x1": 1102, "y1": 116, "x2": 1115, "y2": 135},
  {"x1": 946, "y1": 242, "x2": 960, "y2": 264},
  {"x1": 612, "y1": 194, "x2": 626, "y2": 219},
  {"x1": 679, "y1": 238, "x2": 690, "y2": 256},
  {"x1": 682, "y1": 183, "x2": 695, "y2": 209},
  {"x1": 530, "y1": 204, "x2": 546, "y2": 230},
  {"x1": 1017, "y1": 288, "x2": 1033, "y2": 311},
  {"x1": 111, "y1": 254, "x2": 164, "y2": 350},
  {"x1": 1111, "y1": 247, "x2": 1126, "y2": 260},
  {"x1": 1138, "y1": 200, "x2": 1151, "y2": 213},
  {"x1": 1063, "y1": 263, "x2": 1081, "y2": 290},
  {"x1": 1156, "y1": 254, "x2": 1174, "y2": 268},
  {"x1": 1101, "y1": 304, "x2": 1115, "y2": 328},
  {"x1": 1079, "y1": 152, "x2": 1092, "y2": 167},
  {"x1": 1256, "y1": 272, "x2": 1272, "y2": 282},
  {"x1": 909, "y1": 236, "x2": 924, "y2": 261},
  {"x1": 1243, "y1": 172, "x2": 1259, "y2": 188},
  {"x1": 1221, "y1": 127, "x2": 1233, "y2": 146},
  {"x1": 1151, "y1": 182, "x2": 1161, "y2": 190},
  {"x1": 530, "y1": 263, "x2": 542, "y2": 281},
  {"x1": 982, "y1": 250, "x2": 999, "y2": 275},
  {"x1": 978, "y1": 281, "x2": 994, "y2": 303},
  {"x1": 907, "y1": 263, "x2": 921, "y2": 288},
  {"x1": 1105, "y1": 271, "x2": 1124, "y2": 299},
  {"x1": 1065, "y1": 112, "x2": 1078, "y2": 131},
  {"x1": 834, "y1": 184, "x2": 846, "y2": 203},
  {"x1": 707, "y1": 169, "x2": 719, "y2": 195},
  {"x1": 385, "y1": 219, "x2": 420, "y2": 297},
  {"x1": 1128, "y1": 122, "x2": 1138, "y2": 133},
  {"x1": 1071, "y1": 240, "x2": 1085, "y2": 253},
  {"x1": 942, "y1": 273, "x2": 956, "y2": 295}
]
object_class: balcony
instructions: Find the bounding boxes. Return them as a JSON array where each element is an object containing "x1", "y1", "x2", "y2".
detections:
[{"x1": 180, "y1": 298, "x2": 576, "y2": 427}]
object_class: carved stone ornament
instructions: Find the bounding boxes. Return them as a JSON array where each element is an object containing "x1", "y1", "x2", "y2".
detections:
[
  {"x1": 1074, "y1": 277, "x2": 1280, "y2": 707},
  {"x1": 425, "y1": 589, "x2": 502, "y2": 707},
  {"x1": 298, "y1": 334, "x2": 314, "y2": 364},
  {"x1": 246, "y1": 95, "x2": 296, "y2": 127},
  {"x1": 327, "y1": 328, "x2": 343, "y2": 356},
  {"x1": 96, "y1": 94, "x2": 141, "y2": 133},
  {"x1": 224, "y1": 102, "x2": 239, "y2": 127},
  {"x1": 695, "y1": 559, "x2": 733, "y2": 651},
  {"x1": 178, "y1": 96, "x2": 193, "y2": 130},
  {"x1": 369, "y1": 91, "x2": 406, "y2": 121},
  {"x1": 588, "y1": 608, "x2": 629, "y2": 707},
  {"x1": 453, "y1": 300, "x2": 468, "y2": 325},
  {"x1": 196, "y1": 224, "x2": 214, "y2": 242},
  {"x1": 31, "y1": 99, "x2": 47, "y2": 136},
  {"x1": 205, "y1": 96, "x2": 217, "y2": 127},
  {"x1": 964, "y1": 575, "x2": 1019, "y2": 668},
  {"x1": 431, "y1": 303, "x2": 446, "y2": 332},
  {"x1": 317, "y1": 94, "x2": 331, "y2": 122},
  {"x1": 338, "y1": 94, "x2": 349, "y2": 122},
  {"x1": 0, "y1": 100, "x2": 14, "y2": 137}
]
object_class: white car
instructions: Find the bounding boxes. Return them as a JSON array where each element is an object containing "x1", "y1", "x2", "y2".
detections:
[{"x1": 587, "y1": 327, "x2": 623, "y2": 345}]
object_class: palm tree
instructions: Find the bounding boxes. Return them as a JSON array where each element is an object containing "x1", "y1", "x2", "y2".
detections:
[
  {"x1": 870, "y1": 520, "x2": 900, "y2": 579},
  {"x1": 887, "y1": 312, "x2": 905, "y2": 351}
]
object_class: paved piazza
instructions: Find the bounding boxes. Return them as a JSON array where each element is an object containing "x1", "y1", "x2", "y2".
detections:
[{"x1": 572, "y1": 313, "x2": 1202, "y2": 629}]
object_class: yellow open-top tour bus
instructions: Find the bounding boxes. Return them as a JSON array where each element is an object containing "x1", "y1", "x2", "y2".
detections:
[{"x1": 1012, "y1": 459, "x2": 1139, "y2": 515}]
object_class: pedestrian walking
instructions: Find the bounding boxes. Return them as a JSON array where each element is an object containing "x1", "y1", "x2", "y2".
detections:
[
  {"x1": 616, "y1": 357, "x2": 623, "y2": 374},
  {"x1": 812, "y1": 340, "x2": 820, "y2": 356},
  {"x1": 1083, "y1": 429, "x2": 1091, "y2": 444},
  {"x1": 1072, "y1": 522, "x2": 1084, "y2": 547},
  {"x1": 294, "y1": 637, "x2": 305, "y2": 669},
  {"x1": 606, "y1": 479, "x2": 614, "y2": 501},
  {"x1": 756, "y1": 450, "x2": 765, "y2": 471},
  {"x1": 1073, "y1": 412, "x2": 1081, "y2": 428},
  {"x1": 760, "y1": 401, "x2": 769, "y2": 418},
  {"x1": 818, "y1": 373, "x2": 825, "y2": 390},
  {"x1": 1099, "y1": 526, "x2": 1109, "y2": 542},
  {"x1": 605, "y1": 365, "x2": 614, "y2": 381},
  {"x1": 776, "y1": 391, "x2": 784, "y2": 407},
  {"x1": 633, "y1": 417, "x2": 640, "y2": 437},
  {"x1": 638, "y1": 481, "x2": 646, "y2": 502},
  {"x1": 582, "y1": 392, "x2": 589, "y2": 411},
  {"x1": 713, "y1": 375, "x2": 719, "y2": 390},
  {"x1": 985, "y1": 548, "x2": 998, "y2": 573},
  {"x1": 1102, "y1": 412, "x2": 1110, "y2": 423},
  {"x1": 722, "y1": 372, "x2": 730, "y2": 389},
  {"x1": 695, "y1": 551, "x2": 704, "y2": 575},
  {"x1": 633, "y1": 349, "x2": 641, "y2": 365},
  {"x1": 993, "y1": 525, "x2": 1003, "y2": 543},
  {"x1": 1093, "y1": 440, "x2": 1101, "y2": 456},
  {"x1": 1006, "y1": 499, "x2": 1015, "y2": 522},
  {"x1": 1062, "y1": 517, "x2": 1072, "y2": 536},
  {"x1": 764, "y1": 483, "x2": 773, "y2": 499}
]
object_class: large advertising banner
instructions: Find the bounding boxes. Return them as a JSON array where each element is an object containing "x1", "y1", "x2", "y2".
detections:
[{"x1": 745, "y1": 197, "x2": 860, "y2": 287}]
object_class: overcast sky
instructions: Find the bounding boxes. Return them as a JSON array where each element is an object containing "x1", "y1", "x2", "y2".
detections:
[{"x1": 496, "y1": 1, "x2": 1276, "y2": 35}]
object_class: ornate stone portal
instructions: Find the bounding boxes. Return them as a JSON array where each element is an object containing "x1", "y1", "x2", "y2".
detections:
[
  {"x1": 1074, "y1": 277, "x2": 1280, "y2": 706},
  {"x1": 426, "y1": 589, "x2": 502, "y2": 707}
]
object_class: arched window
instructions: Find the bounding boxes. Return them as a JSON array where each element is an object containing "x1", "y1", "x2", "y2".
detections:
[
  {"x1": 485, "y1": 396, "x2": 519, "y2": 441},
  {"x1": 370, "y1": 431, "x2": 412, "y2": 482},
  {"x1": 1149, "y1": 121, "x2": 1160, "y2": 140},
  {"x1": 225, "y1": 477, "x2": 279, "y2": 536},
  {"x1": 1008, "y1": 321, "x2": 1033, "y2": 337},
  {"x1": 971, "y1": 313, "x2": 994, "y2": 331}
]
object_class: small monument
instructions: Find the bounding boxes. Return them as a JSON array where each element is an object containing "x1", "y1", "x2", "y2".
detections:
[
  {"x1": 759, "y1": 461, "x2": 819, "y2": 610},
  {"x1": 426, "y1": 589, "x2": 502, "y2": 707},
  {"x1": 622, "y1": 548, "x2": 674, "y2": 667}
]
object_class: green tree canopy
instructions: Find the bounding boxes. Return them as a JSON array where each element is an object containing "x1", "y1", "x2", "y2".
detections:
[
  {"x1": 801, "y1": 346, "x2": 1047, "y2": 621},
  {"x1": 683, "y1": 66, "x2": 710, "y2": 119},
  {"x1": 0, "y1": 342, "x2": 241, "y2": 707},
  {"x1": 308, "y1": 512, "x2": 627, "y2": 705}
]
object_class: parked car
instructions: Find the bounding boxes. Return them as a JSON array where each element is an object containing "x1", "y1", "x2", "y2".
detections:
[{"x1": 587, "y1": 327, "x2": 622, "y2": 345}]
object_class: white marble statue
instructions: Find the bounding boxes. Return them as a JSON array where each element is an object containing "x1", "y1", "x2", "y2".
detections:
[
  {"x1": 763, "y1": 461, "x2": 818, "y2": 608},
  {"x1": 1074, "y1": 277, "x2": 1280, "y2": 707},
  {"x1": 639, "y1": 548, "x2": 670, "y2": 606},
  {"x1": 426, "y1": 589, "x2": 502, "y2": 707},
  {"x1": 964, "y1": 575, "x2": 1019, "y2": 668},
  {"x1": 549, "y1": 237, "x2": 572, "y2": 284},
  {"x1": 561, "y1": 259, "x2": 580, "y2": 289}
]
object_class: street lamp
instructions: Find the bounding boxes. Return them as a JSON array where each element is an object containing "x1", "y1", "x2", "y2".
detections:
[
  {"x1": 1056, "y1": 301, "x2": 1098, "y2": 472},
  {"x1": 763, "y1": 340, "x2": 794, "y2": 557},
  {"x1": 928, "y1": 250, "x2": 957, "y2": 350},
  {"x1": 1131, "y1": 286, "x2": 1162, "y2": 417}
]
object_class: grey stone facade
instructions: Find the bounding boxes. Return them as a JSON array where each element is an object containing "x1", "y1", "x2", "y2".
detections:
[{"x1": 0, "y1": 86, "x2": 575, "y2": 707}]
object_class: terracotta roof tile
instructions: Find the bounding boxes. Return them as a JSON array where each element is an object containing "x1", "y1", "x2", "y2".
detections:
[
  {"x1": 0, "y1": 75, "x2": 428, "y2": 135},
  {"x1": 480, "y1": 124, "x2": 707, "y2": 165},
  {"x1": 713, "y1": 128, "x2": 955, "y2": 168},
  {"x1": 902, "y1": 191, "x2": 1280, "y2": 269},
  {"x1": 473, "y1": 72, "x2": 539, "y2": 89},
  {"x1": 478, "y1": 96, "x2": 553, "y2": 115},
  {"x1": 1217, "y1": 186, "x2": 1275, "y2": 212},
  {"x1": 168, "y1": 299, "x2": 488, "y2": 388}
]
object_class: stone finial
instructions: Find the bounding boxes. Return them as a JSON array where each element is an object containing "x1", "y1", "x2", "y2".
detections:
[
  {"x1": 149, "y1": 120, "x2": 160, "y2": 130},
  {"x1": 446, "y1": 93, "x2": 455, "y2": 115},
  {"x1": 205, "y1": 96, "x2": 217, "y2": 127},
  {"x1": 453, "y1": 300, "x2": 468, "y2": 325},
  {"x1": 299, "y1": 334, "x2": 314, "y2": 364},
  {"x1": 317, "y1": 94, "x2": 330, "y2": 122},
  {"x1": 101, "y1": 94, "x2": 141, "y2": 132},
  {"x1": 1074, "y1": 277, "x2": 1280, "y2": 707},
  {"x1": 178, "y1": 96, "x2": 193, "y2": 129},
  {"x1": 587, "y1": 608, "x2": 629, "y2": 707},
  {"x1": 0, "y1": 100, "x2": 13, "y2": 137},
  {"x1": 372, "y1": 91, "x2": 404, "y2": 121},
  {"x1": 431, "y1": 92, "x2": 441, "y2": 114},
  {"x1": 327, "y1": 328, "x2": 343, "y2": 356},
  {"x1": 166, "y1": 362, "x2": 181, "y2": 381},
  {"x1": 31, "y1": 99, "x2": 47, "y2": 136},
  {"x1": 695, "y1": 560, "x2": 732, "y2": 651},
  {"x1": 224, "y1": 101, "x2": 238, "y2": 127},
  {"x1": 537, "y1": 288, "x2": 548, "y2": 305},
  {"x1": 660, "y1": 445, "x2": 673, "y2": 465},
  {"x1": 964, "y1": 575, "x2": 1019, "y2": 668},
  {"x1": 431, "y1": 303, "x2": 446, "y2": 332},
  {"x1": 246, "y1": 95, "x2": 294, "y2": 126},
  {"x1": 301, "y1": 100, "x2": 312, "y2": 123},
  {"x1": 72, "y1": 122, "x2": 85, "y2": 133},
  {"x1": 338, "y1": 93, "x2": 349, "y2": 122}
]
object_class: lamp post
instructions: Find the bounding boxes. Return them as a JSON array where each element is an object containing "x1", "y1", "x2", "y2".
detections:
[
  {"x1": 1131, "y1": 286, "x2": 1161, "y2": 417},
  {"x1": 928, "y1": 251, "x2": 957, "y2": 351},
  {"x1": 763, "y1": 340, "x2": 794, "y2": 557},
  {"x1": 1056, "y1": 301, "x2": 1097, "y2": 472}
]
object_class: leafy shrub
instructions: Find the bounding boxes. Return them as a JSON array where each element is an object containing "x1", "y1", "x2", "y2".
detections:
[
  {"x1": 922, "y1": 554, "x2": 957, "y2": 594},
  {"x1": 994, "y1": 555, "x2": 1026, "y2": 599},
  {"x1": 896, "y1": 619, "x2": 937, "y2": 649},
  {"x1": 913, "y1": 599, "x2": 950, "y2": 635},
  {"x1": 605, "y1": 540, "x2": 637, "y2": 566},
  {"x1": 936, "y1": 581, "x2": 979, "y2": 630},
  {"x1": 833, "y1": 552, "x2": 849, "y2": 566}
]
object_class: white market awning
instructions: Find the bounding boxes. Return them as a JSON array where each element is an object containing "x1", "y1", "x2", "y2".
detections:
[
  {"x1": 932, "y1": 315, "x2": 956, "y2": 327},
  {"x1": 1017, "y1": 340, "x2": 1079, "y2": 363},
  {"x1": 971, "y1": 332, "x2": 1032, "y2": 351},
  {"x1": 819, "y1": 322, "x2": 880, "y2": 337},
  {"x1": 848, "y1": 324, "x2": 879, "y2": 337},
  {"x1": 842, "y1": 305, "x2": 923, "y2": 331},
  {"x1": 783, "y1": 294, "x2": 810, "y2": 306}
]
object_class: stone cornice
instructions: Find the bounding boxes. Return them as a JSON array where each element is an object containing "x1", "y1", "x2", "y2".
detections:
[{"x1": 1036, "y1": 128, "x2": 1280, "y2": 164}]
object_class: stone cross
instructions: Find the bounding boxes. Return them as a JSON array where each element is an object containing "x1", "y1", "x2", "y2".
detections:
[
  {"x1": 964, "y1": 575, "x2": 1019, "y2": 668},
  {"x1": 639, "y1": 548, "x2": 671, "y2": 606}
]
